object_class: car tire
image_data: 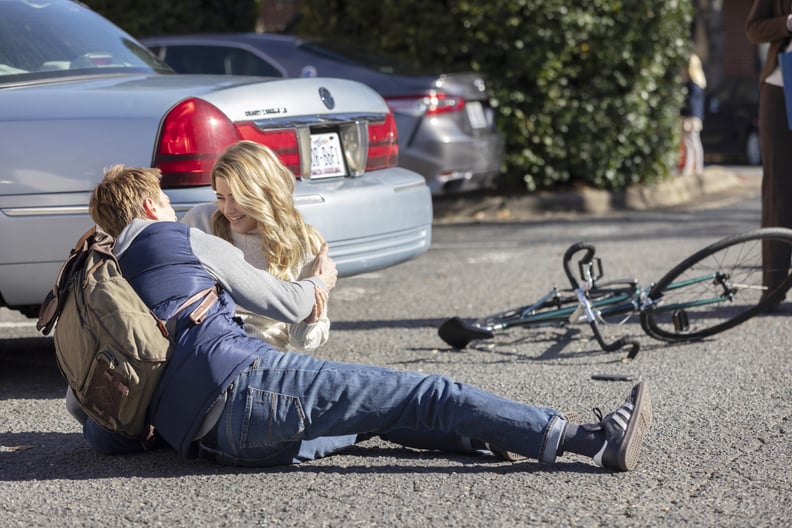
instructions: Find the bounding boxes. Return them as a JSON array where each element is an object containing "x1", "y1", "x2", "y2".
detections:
[{"x1": 746, "y1": 130, "x2": 761, "y2": 166}]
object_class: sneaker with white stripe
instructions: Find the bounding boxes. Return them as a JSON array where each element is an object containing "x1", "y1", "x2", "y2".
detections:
[{"x1": 589, "y1": 382, "x2": 652, "y2": 471}]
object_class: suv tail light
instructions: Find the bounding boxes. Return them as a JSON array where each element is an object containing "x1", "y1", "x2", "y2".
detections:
[
  {"x1": 386, "y1": 92, "x2": 465, "y2": 117},
  {"x1": 155, "y1": 98, "x2": 397, "y2": 186}
]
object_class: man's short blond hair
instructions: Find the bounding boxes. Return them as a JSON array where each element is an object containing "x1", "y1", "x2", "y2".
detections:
[{"x1": 89, "y1": 165, "x2": 163, "y2": 237}]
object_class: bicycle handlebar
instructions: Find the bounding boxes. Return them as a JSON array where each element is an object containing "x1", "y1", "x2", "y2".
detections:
[
  {"x1": 588, "y1": 320, "x2": 641, "y2": 359},
  {"x1": 563, "y1": 242, "x2": 596, "y2": 290},
  {"x1": 567, "y1": 241, "x2": 642, "y2": 360}
]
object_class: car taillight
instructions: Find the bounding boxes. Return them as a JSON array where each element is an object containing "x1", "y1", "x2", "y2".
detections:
[
  {"x1": 235, "y1": 123, "x2": 301, "y2": 176},
  {"x1": 366, "y1": 112, "x2": 399, "y2": 171},
  {"x1": 386, "y1": 92, "x2": 466, "y2": 117},
  {"x1": 155, "y1": 98, "x2": 241, "y2": 188}
]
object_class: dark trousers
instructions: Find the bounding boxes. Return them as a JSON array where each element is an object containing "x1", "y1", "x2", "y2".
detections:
[{"x1": 758, "y1": 83, "x2": 792, "y2": 294}]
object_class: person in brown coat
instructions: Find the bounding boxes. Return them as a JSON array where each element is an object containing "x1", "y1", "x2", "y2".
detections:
[{"x1": 747, "y1": 0, "x2": 792, "y2": 309}]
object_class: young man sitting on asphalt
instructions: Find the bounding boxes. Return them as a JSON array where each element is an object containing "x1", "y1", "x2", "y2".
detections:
[{"x1": 74, "y1": 163, "x2": 652, "y2": 471}]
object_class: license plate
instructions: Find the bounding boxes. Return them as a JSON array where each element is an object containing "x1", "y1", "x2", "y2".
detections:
[
  {"x1": 465, "y1": 101, "x2": 488, "y2": 129},
  {"x1": 310, "y1": 132, "x2": 346, "y2": 179}
]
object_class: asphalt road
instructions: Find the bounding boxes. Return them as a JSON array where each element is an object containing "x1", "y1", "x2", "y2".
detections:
[{"x1": 1, "y1": 168, "x2": 790, "y2": 527}]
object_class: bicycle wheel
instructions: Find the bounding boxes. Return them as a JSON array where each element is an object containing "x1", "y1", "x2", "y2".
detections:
[{"x1": 640, "y1": 228, "x2": 792, "y2": 342}]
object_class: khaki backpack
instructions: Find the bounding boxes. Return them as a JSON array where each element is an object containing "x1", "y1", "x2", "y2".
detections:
[{"x1": 37, "y1": 226, "x2": 173, "y2": 439}]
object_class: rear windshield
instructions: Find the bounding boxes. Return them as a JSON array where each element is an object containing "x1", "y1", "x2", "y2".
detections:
[{"x1": 0, "y1": 0, "x2": 171, "y2": 85}]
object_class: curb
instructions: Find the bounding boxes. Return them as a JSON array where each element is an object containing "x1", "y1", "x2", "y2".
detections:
[{"x1": 431, "y1": 166, "x2": 760, "y2": 223}]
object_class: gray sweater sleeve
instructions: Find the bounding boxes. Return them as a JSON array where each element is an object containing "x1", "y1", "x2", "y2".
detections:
[{"x1": 188, "y1": 227, "x2": 324, "y2": 323}]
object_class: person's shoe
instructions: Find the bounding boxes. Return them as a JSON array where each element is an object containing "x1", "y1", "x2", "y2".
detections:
[
  {"x1": 487, "y1": 444, "x2": 526, "y2": 462},
  {"x1": 586, "y1": 382, "x2": 652, "y2": 471}
]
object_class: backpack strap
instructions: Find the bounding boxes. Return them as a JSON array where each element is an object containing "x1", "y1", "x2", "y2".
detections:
[
  {"x1": 37, "y1": 226, "x2": 103, "y2": 335},
  {"x1": 162, "y1": 286, "x2": 219, "y2": 339},
  {"x1": 90, "y1": 229, "x2": 117, "y2": 259},
  {"x1": 173, "y1": 286, "x2": 219, "y2": 325}
]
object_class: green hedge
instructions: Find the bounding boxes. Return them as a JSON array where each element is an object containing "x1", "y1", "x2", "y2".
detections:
[
  {"x1": 81, "y1": 0, "x2": 257, "y2": 37},
  {"x1": 297, "y1": 0, "x2": 693, "y2": 191}
]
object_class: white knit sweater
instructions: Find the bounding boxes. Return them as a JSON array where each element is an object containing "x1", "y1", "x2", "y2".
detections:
[{"x1": 181, "y1": 203, "x2": 330, "y2": 352}]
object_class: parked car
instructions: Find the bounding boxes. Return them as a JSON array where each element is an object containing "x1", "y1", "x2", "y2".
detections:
[
  {"x1": 140, "y1": 33, "x2": 506, "y2": 195},
  {"x1": 701, "y1": 76, "x2": 761, "y2": 166},
  {"x1": 0, "y1": 0, "x2": 432, "y2": 318}
]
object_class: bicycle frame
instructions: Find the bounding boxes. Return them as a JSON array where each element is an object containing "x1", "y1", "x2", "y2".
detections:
[
  {"x1": 492, "y1": 254, "x2": 645, "y2": 358},
  {"x1": 483, "y1": 284, "x2": 638, "y2": 331}
]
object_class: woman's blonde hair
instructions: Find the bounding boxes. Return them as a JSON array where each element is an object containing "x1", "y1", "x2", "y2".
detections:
[
  {"x1": 210, "y1": 141, "x2": 324, "y2": 279},
  {"x1": 687, "y1": 53, "x2": 707, "y2": 89}
]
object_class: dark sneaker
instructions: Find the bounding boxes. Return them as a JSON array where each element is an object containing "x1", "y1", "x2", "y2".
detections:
[{"x1": 589, "y1": 382, "x2": 652, "y2": 471}]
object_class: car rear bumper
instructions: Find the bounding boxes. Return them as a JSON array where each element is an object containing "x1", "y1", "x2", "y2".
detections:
[{"x1": 401, "y1": 128, "x2": 505, "y2": 195}]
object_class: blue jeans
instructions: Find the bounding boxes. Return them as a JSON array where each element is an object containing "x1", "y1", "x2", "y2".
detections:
[{"x1": 197, "y1": 350, "x2": 567, "y2": 467}]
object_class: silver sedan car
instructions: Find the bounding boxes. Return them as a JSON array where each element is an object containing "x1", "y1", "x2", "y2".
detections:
[
  {"x1": 141, "y1": 33, "x2": 506, "y2": 195},
  {"x1": 0, "y1": 0, "x2": 432, "y2": 318}
]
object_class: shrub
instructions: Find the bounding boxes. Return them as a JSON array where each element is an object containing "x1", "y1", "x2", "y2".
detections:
[
  {"x1": 82, "y1": 0, "x2": 257, "y2": 37},
  {"x1": 297, "y1": 0, "x2": 693, "y2": 191}
]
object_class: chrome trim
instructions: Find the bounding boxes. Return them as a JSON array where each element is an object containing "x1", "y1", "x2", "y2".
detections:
[
  {"x1": 250, "y1": 113, "x2": 389, "y2": 181},
  {"x1": 2, "y1": 203, "x2": 198, "y2": 217},
  {"x1": 393, "y1": 181, "x2": 429, "y2": 193},
  {"x1": 1, "y1": 205, "x2": 89, "y2": 216},
  {"x1": 293, "y1": 194, "x2": 326, "y2": 205},
  {"x1": 174, "y1": 204, "x2": 201, "y2": 213},
  {"x1": 251, "y1": 113, "x2": 387, "y2": 129},
  {"x1": 296, "y1": 127, "x2": 312, "y2": 180}
]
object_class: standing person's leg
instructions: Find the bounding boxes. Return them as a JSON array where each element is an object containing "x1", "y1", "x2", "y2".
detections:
[
  {"x1": 199, "y1": 348, "x2": 651, "y2": 471},
  {"x1": 681, "y1": 120, "x2": 696, "y2": 176},
  {"x1": 759, "y1": 84, "x2": 792, "y2": 297},
  {"x1": 692, "y1": 119, "x2": 704, "y2": 174}
]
